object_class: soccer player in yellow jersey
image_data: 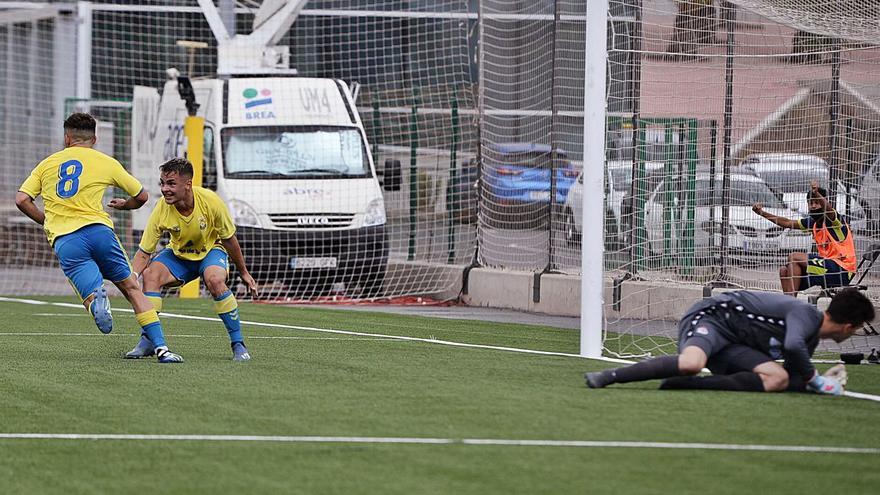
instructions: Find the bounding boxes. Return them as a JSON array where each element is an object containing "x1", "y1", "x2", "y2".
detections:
[
  {"x1": 125, "y1": 157, "x2": 259, "y2": 361},
  {"x1": 14, "y1": 113, "x2": 183, "y2": 363}
]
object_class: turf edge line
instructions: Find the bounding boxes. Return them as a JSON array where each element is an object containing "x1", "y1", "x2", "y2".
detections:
[{"x1": 0, "y1": 433, "x2": 877, "y2": 454}]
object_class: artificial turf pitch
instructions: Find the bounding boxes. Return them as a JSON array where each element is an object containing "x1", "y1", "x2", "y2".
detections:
[{"x1": 0, "y1": 297, "x2": 877, "y2": 494}]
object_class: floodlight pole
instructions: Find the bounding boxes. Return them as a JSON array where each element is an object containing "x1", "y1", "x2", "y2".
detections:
[{"x1": 581, "y1": 0, "x2": 609, "y2": 358}]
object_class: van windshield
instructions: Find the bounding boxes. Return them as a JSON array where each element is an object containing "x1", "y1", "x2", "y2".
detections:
[{"x1": 221, "y1": 126, "x2": 371, "y2": 179}]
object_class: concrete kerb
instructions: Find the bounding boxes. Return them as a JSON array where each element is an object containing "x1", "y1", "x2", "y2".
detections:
[
  {"x1": 398, "y1": 262, "x2": 858, "y2": 321},
  {"x1": 454, "y1": 266, "x2": 703, "y2": 320}
]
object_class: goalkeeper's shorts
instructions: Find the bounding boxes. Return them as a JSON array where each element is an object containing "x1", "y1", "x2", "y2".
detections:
[
  {"x1": 678, "y1": 314, "x2": 731, "y2": 358},
  {"x1": 678, "y1": 312, "x2": 773, "y2": 375}
]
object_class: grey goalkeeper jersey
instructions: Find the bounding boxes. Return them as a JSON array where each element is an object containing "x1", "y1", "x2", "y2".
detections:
[{"x1": 685, "y1": 291, "x2": 822, "y2": 380}]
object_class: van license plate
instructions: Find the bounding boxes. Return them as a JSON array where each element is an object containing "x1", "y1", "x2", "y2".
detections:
[
  {"x1": 743, "y1": 241, "x2": 772, "y2": 252},
  {"x1": 290, "y1": 257, "x2": 337, "y2": 269}
]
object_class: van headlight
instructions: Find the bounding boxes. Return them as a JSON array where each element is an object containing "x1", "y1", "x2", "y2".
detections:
[
  {"x1": 228, "y1": 199, "x2": 262, "y2": 228},
  {"x1": 363, "y1": 197, "x2": 386, "y2": 227}
]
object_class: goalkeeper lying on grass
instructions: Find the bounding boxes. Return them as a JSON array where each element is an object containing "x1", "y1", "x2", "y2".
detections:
[{"x1": 586, "y1": 288, "x2": 874, "y2": 395}]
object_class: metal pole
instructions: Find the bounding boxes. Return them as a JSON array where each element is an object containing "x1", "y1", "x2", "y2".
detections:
[
  {"x1": 546, "y1": 0, "x2": 561, "y2": 275},
  {"x1": 684, "y1": 120, "x2": 698, "y2": 275},
  {"x1": 219, "y1": 0, "x2": 236, "y2": 36},
  {"x1": 371, "y1": 99, "x2": 381, "y2": 165},
  {"x1": 844, "y1": 117, "x2": 853, "y2": 214},
  {"x1": 828, "y1": 39, "x2": 841, "y2": 206},
  {"x1": 581, "y1": 0, "x2": 609, "y2": 358},
  {"x1": 447, "y1": 98, "x2": 459, "y2": 264},
  {"x1": 408, "y1": 88, "x2": 419, "y2": 262},
  {"x1": 629, "y1": 0, "x2": 643, "y2": 273},
  {"x1": 719, "y1": 1, "x2": 736, "y2": 282},
  {"x1": 179, "y1": 115, "x2": 205, "y2": 298},
  {"x1": 471, "y1": 0, "x2": 485, "y2": 269},
  {"x1": 708, "y1": 121, "x2": 718, "y2": 262}
]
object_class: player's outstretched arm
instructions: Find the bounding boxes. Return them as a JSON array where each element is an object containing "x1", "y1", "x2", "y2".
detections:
[
  {"x1": 221, "y1": 235, "x2": 258, "y2": 298},
  {"x1": 15, "y1": 191, "x2": 45, "y2": 225},
  {"x1": 108, "y1": 189, "x2": 149, "y2": 210},
  {"x1": 752, "y1": 202, "x2": 799, "y2": 230}
]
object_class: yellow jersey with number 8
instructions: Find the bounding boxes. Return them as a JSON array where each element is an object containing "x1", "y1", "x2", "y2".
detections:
[{"x1": 19, "y1": 147, "x2": 143, "y2": 245}]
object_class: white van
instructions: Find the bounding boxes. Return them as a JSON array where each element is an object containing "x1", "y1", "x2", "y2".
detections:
[{"x1": 131, "y1": 75, "x2": 389, "y2": 295}]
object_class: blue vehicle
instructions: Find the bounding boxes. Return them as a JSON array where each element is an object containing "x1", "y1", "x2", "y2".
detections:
[{"x1": 450, "y1": 143, "x2": 579, "y2": 228}]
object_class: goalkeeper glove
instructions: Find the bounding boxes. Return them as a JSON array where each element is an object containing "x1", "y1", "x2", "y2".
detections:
[
  {"x1": 807, "y1": 372, "x2": 843, "y2": 396},
  {"x1": 822, "y1": 364, "x2": 848, "y2": 387}
]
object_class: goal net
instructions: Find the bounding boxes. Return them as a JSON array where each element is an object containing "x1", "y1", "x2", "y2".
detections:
[
  {"x1": 1, "y1": 1, "x2": 878, "y2": 358},
  {"x1": 598, "y1": 0, "x2": 880, "y2": 359},
  {"x1": 0, "y1": 0, "x2": 477, "y2": 302}
]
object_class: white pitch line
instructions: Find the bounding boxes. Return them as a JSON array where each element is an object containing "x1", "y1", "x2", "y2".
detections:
[
  {"x1": 0, "y1": 433, "x2": 877, "y2": 454},
  {"x1": 0, "y1": 332, "x2": 392, "y2": 342},
  {"x1": 0, "y1": 297, "x2": 620, "y2": 362},
  {"x1": 843, "y1": 390, "x2": 880, "y2": 402},
  {"x1": 4, "y1": 297, "x2": 880, "y2": 402}
]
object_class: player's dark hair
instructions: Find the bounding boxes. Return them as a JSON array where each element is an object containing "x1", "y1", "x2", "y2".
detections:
[
  {"x1": 63, "y1": 113, "x2": 96, "y2": 141},
  {"x1": 160, "y1": 157, "x2": 194, "y2": 179},
  {"x1": 807, "y1": 186, "x2": 828, "y2": 200},
  {"x1": 827, "y1": 288, "x2": 875, "y2": 326}
]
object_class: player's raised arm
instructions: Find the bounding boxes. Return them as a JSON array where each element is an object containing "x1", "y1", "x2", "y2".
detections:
[{"x1": 808, "y1": 180, "x2": 837, "y2": 223}]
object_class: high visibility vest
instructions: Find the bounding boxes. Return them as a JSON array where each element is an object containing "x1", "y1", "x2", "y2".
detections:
[{"x1": 813, "y1": 219, "x2": 857, "y2": 273}]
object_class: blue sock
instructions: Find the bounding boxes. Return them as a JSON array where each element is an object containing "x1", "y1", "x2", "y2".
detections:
[
  {"x1": 142, "y1": 322, "x2": 166, "y2": 348},
  {"x1": 214, "y1": 290, "x2": 243, "y2": 345},
  {"x1": 135, "y1": 308, "x2": 166, "y2": 349}
]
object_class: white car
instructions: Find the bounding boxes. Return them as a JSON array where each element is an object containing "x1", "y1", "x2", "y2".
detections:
[
  {"x1": 740, "y1": 153, "x2": 829, "y2": 216},
  {"x1": 859, "y1": 153, "x2": 880, "y2": 233},
  {"x1": 739, "y1": 153, "x2": 866, "y2": 231},
  {"x1": 563, "y1": 160, "x2": 664, "y2": 248},
  {"x1": 644, "y1": 172, "x2": 813, "y2": 256}
]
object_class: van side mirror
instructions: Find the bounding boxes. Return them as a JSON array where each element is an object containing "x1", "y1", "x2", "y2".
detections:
[{"x1": 383, "y1": 159, "x2": 402, "y2": 191}]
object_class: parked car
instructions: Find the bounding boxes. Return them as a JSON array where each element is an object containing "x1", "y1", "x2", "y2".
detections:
[
  {"x1": 563, "y1": 168, "x2": 620, "y2": 248},
  {"x1": 740, "y1": 152, "x2": 866, "y2": 231},
  {"x1": 563, "y1": 160, "x2": 665, "y2": 248},
  {"x1": 644, "y1": 172, "x2": 813, "y2": 256},
  {"x1": 451, "y1": 143, "x2": 579, "y2": 229},
  {"x1": 858, "y1": 153, "x2": 880, "y2": 233}
]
